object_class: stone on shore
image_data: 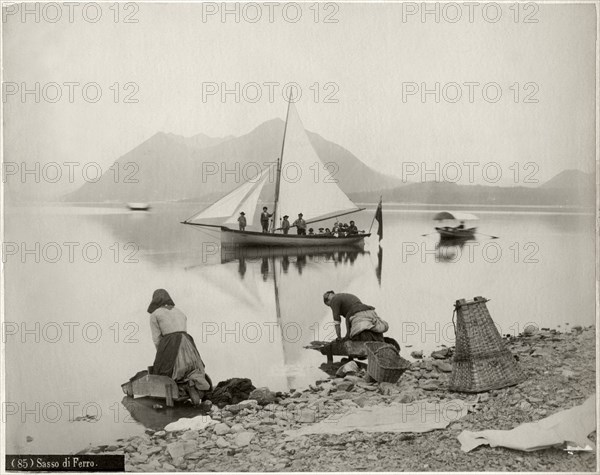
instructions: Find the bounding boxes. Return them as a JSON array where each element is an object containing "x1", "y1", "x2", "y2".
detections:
[
  {"x1": 167, "y1": 441, "x2": 196, "y2": 460},
  {"x1": 336, "y1": 361, "x2": 359, "y2": 377},
  {"x1": 432, "y1": 361, "x2": 453, "y2": 373},
  {"x1": 431, "y1": 348, "x2": 451, "y2": 359},
  {"x1": 234, "y1": 431, "x2": 255, "y2": 447},
  {"x1": 249, "y1": 388, "x2": 276, "y2": 405},
  {"x1": 335, "y1": 381, "x2": 354, "y2": 392},
  {"x1": 214, "y1": 423, "x2": 231, "y2": 436}
]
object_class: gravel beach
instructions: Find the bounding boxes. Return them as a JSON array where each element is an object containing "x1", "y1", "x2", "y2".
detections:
[{"x1": 83, "y1": 326, "x2": 597, "y2": 472}]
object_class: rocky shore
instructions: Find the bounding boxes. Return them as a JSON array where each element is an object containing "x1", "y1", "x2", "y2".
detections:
[{"x1": 85, "y1": 326, "x2": 596, "y2": 472}]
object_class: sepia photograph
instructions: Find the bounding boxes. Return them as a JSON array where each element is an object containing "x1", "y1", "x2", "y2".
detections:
[{"x1": 1, "y1": 1, "x2": 598, "y2": 472}]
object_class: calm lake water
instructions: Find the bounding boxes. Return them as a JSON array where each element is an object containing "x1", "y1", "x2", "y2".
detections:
[{"x1": 4, "y1": 203, "x2": 595, "y2": 454}]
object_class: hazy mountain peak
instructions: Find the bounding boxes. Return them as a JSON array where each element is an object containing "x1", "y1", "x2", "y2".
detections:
[{"x1": 540, "y1": 169, "x2": 594, "y2": 189}]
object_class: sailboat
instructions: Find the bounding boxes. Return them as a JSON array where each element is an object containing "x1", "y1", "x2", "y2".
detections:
[{"x1": 182, "y1": 100, "x2": 370, "y2": 247}]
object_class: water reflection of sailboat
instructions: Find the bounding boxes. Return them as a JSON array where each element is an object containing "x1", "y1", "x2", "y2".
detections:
[
  {"x1": 375, "y1": 245, "x2": 383, "y2": 286},
  {"x1": 272, "y1": 250, "x2": 370, "y2": 388},
  {"x1": 220, "y1": 247, "x2": 372, "y2": 389},
  {"x1": 220, "y1": 245, "x2": 368, "y2": 277},
  {"x1": 182, "y1": 99, "x2": 370, "y2": 247}
]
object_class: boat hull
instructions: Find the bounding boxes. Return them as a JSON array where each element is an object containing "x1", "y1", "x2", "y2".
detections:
[
  {"x1": 435, "y1": 227, "x2": 477, "y2": 239},
  {"x1": 128, "y1": 202, "x2": 151, "y2": 211},
  {"x1": 220, "y1": 227, "x2": 369, "y2": 248}
]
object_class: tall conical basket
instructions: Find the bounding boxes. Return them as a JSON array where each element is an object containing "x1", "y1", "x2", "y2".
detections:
[{"x1": 449, "y1": 296, "x2": 526, "y2": 393}]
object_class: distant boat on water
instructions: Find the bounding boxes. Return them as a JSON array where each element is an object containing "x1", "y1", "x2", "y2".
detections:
[
  {"x1": 182, "y1": 98, "x2": 370, "y2": 248},
  {"x1": 127, "y1": 202, "x2": 151, "y2": 211},
  {"x1": 434, "y1": 211, "x2": 478, "y2": 239}
]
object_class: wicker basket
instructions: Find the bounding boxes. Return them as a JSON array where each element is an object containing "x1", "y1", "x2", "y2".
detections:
[
  {"x1": 365, "y1": 342, "x2": 411, "y2": 383},
  {"x1": 449, "y1": 296, "x2": 526, "y2": 393}
]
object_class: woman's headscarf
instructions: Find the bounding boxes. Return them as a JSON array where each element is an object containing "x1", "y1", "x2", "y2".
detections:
[{"x1": 147, "y1": 289, "x2": 175, "y2": 314}]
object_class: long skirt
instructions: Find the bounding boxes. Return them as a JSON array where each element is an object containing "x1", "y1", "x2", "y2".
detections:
[
  {"x1": 351, "y1": 330, "x2": 385, "y2": 342},
  {"x1": 151, "y1": 332, "x2": 212, "y2": 391}
]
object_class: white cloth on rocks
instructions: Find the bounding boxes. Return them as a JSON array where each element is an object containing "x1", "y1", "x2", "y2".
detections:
[
  {"x1": 457, "y1": 394, "x2": 596, "y2": 452},
  {"x1": 284, "y1": 399, "x2": 469, "y2": 437},
  {"x1": 164, "y1": 415, "x2": 216, "y2": 432}
]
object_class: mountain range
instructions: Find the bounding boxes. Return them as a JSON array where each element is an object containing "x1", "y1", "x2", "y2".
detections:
[
  {"x1": 64, "y1": 119, "x2": 595, "y2": 207},
  {"x1": 64, "y1": 119, "x2": 403, "y2": 203},
  {"x1": 349, "y1": 170, "x2": 595, "y2": 206}
]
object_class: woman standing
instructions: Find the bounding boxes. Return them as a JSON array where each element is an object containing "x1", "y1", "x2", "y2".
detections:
[{"x1": 147, "y1": 289, "x2": 212, "y2": 405}]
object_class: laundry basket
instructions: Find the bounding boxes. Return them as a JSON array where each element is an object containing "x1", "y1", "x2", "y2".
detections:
[{"x1": 365, "y1": 342, "x2": 411, "y2": 383}]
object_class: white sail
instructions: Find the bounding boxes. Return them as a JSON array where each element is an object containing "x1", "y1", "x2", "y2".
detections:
[
  {"x1": 224, "y1": 170, "x2": 270, "y2": 226},
  {"x1": 274, "y1": 102, "x2": 359, "y2": 227},
  {"x1": 188, "y1": 168, "x2": 270, "y2": 224}
]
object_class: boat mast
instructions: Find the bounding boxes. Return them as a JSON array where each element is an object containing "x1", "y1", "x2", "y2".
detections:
[{"x1": 271, "y1": 93, "x2": 292, "y2": 232}]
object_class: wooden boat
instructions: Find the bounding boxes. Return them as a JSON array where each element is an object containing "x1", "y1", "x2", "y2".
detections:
[
  {"x1": 182, "y1": 98, "x2": 370, "y2": 248},
  {"x1": 220, "y1": 228, "x2": 367, "y2": 248},
  {"x1": 127, "y1": 202, "x2": 151, "y2": 211},
  {"x1": 436, "y1": 227, "x2": 477, "y2": 239},
  {"x1": 433, "y1": 211, "x2": 478, "y2": 239}
]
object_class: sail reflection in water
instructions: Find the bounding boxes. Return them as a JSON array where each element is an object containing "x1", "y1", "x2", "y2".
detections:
[{"x1": 215, "y1": 245, "x2": 375, "y2": 390}]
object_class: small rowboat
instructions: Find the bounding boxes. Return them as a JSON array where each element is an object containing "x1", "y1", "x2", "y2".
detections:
[
  {"x1": 433, "y1": 211, "x2": 478, "y2": 239},
  {"x1": 435, "y1": 226, "x2": 477, "y2": 239}
]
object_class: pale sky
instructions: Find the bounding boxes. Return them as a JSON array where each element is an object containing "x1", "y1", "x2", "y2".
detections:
[{"x1": 2, "y1": 2, "x2": 597, "y2": 199}]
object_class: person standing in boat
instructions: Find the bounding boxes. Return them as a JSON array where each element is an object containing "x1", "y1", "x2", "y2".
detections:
[
  {"x1": 323, "y1": 291, "x2": 389, "y2": 342},
  {"x1": 237, "y1": 211, "x2": 247, "y2": 231},
  {"x1": 281, "y1": 215, "x2": 291, "y2": 235},
  {"x1": 260, "y1": 207, "x2": 273, "y2": 233},
  {"x1": 347, "y1": 221, "x2": 358, "y2": 235},
  {"x1": 147, "y1": 289, "x2": 212, "y2": 405},
  {"x1": 293, "y1": 213, "x2": 307, "y2": 235}
]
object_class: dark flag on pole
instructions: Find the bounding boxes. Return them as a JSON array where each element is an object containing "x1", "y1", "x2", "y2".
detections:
[{"x1": 375, "y1": 198, "x2": 383, "y2": 241}]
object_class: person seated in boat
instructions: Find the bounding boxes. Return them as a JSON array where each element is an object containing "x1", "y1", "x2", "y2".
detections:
[
  {"x1": 318, "y1": 228, "x2": 325, "y2": 234},
  {"x1": 323, "y1": 291, "x2": 389, "y2": 342},
  {"x1": 337, "y1": 223, "x2": 348, "y2": 237},
  {"x1": 260, "y1": 207, "x2": 273, "y2": 233},
  {"x1": 455, "y1": 221, "x2": 465, "y2": 230},
  {"x1": 324, "y1": 228, "x2": 333, "y2": 236},
  {"x1": 308, "y1": 228, "x2": 315, "y2": 236},
  {"x1": 293, "y1": 213, "x2": 307, "y2": 235},
  {"x1": 237, "y1": 211, "x2": 247, "y2": 231},
  {"x1": 347, "y1": 221, "x2": 358, "y2": 235},
  {"x1": 281, "y1": 215, "x2": 291, "y2": 235},
  {"x1": 147, "y1": 289, "x2": 212, "y2": 405},
  {"x1": 332, "y1": 222, "x2": 340, "y2": 235}
]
